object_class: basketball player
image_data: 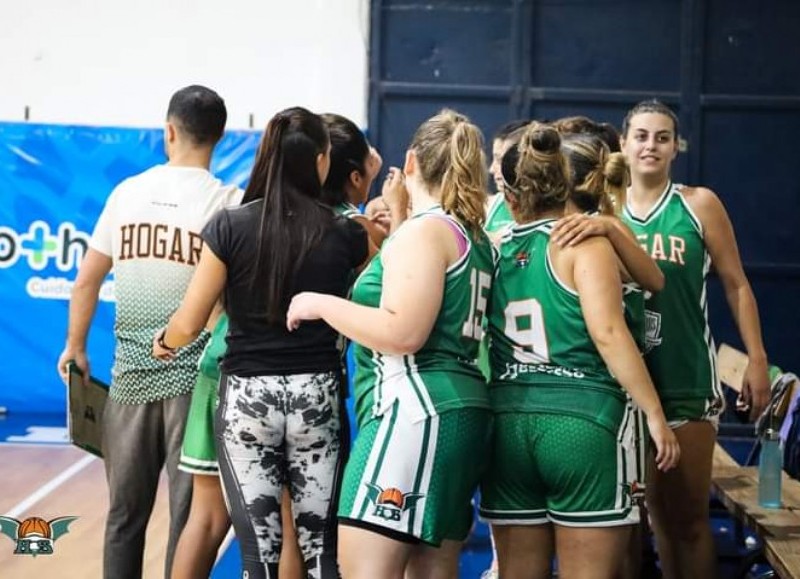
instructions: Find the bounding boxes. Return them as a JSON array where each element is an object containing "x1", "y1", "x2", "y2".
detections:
[
  {"x1": 618, "y1": 99, "x2": 771, "y2": 579},
  {"x1": 479, "y1": 122, "x2": 679, "y2": 579},
  {"x1": 553, "y1": 129, "x2": 662, "y2": 579},
  {"x1": 287, "y1": 109, "x2": 494, "y2": 579},
  {"x1": 321, "y1": 113, "x2": 385, "y2": 253},
  {"x1": 486, "y1": 120, "x2": 529, "y2": 236}
]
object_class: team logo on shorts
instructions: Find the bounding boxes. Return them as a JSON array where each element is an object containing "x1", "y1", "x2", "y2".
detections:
[
  {"x1": 621, "y1": 481, "x2": 645, "y2": 501},
  {"x1": 365, "y1": 483, "x2": 425, "y2": 522},
  {"x1": 0, "y1": 516, "x2": 78, "y2": 556},
  {"x1": 514, "y1": 251, "x2": 529, "y2": 268}
]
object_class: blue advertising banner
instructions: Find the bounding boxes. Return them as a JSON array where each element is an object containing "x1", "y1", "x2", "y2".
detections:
[{"x1": 0, "y1": 122, "x2": 259, "y2": 413}]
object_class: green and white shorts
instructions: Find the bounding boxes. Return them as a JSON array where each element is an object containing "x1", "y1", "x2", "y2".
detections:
[
  {"x1": 178, "y1": 372, "x2": 219, "y2": 475},
  {"x1": 664, "y1": 395, "x2": 723, "y2": 430},
  {"x1": 338, "y1": 400, "x2": 492, "y2": 546},
  {"x1": 480, "y1": 411, "x2": 639, "y2": 527},
  {"x1": 629, "y1": 401, "x2": 648, "y2": 496}
]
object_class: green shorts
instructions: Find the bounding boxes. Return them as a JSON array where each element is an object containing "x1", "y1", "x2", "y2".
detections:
[
  {"x1": 663, "y1": 395, "x2": 724, "y2": 428},
  {"x1": 179, "y1": 372, "x2": 219, "y2": 475},
  {"x1": 479, "y1": 411, "x2": 638, "y2": 527},
  {"x1": 477, "y1": 337, "x2": 491, "y2": 382},
  {"x1": 338, "y1": 401, "x2": 492, "y2": 546}
]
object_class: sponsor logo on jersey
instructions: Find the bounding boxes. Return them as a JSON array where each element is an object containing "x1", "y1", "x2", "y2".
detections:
[
  {"x1": 514, "y1": 251, "x2": 529, "y2": 268},
  {"x1": 498, "y1": 362, "x2": 586, "y2": 381},
  {"x1": 0, "y1": 516, "x2": 78, "y2": 556},
  {"x1": 365, "y1": 484, "x2": 425, "y2": 522}
]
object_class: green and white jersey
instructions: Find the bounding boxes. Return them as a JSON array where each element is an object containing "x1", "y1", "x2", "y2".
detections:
[
  {"x1": 350, "y1": 207, "x2": 494, "y2": 427},
  {"x1": 485, "y1": 194, "x2": 514, "y2": 234},
  {"x1": 335, "y1": 202, "x2": 361, "y2": 219},
  {"x1": 623, "y1": 283, "x2": 646, "y2": 353},
  {"x1": 198, "y1": 314, "x2": 229, "y2": 381},
  {"x1": 585, "y1": 211, "x2": 645, "y2": 353},
  {"x1": 488, "y1": 219, "x2": 625, "y2": 434},
  {"x1": 89, "y1": 165, "x2": 242, "y2": 404},
  {"x1": 621, "y1": 182, "x2": 722, "y2": 417}
]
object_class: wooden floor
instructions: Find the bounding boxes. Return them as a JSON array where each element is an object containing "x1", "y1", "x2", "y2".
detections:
[{"x1": 0, "y1": 443, "x2": 170, "y2": 578}]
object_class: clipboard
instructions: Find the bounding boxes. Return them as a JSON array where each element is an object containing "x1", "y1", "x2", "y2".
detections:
[{"x1": 67, "y1": 362, "x2": 109, "y2": 458}]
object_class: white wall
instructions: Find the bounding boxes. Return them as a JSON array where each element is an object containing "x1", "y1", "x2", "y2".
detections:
[{"x1": 0, "y1": 0, "x2": 370, "y2": 129}]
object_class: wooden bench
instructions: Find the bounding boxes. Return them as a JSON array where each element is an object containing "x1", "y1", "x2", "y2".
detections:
[{"x1": 711, "y1": 443, "x2": 800, "y2": 578}]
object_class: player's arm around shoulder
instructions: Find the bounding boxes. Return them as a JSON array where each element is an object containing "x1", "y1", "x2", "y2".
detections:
[{"x1": 565, "y1": 236, "x2": 624, "y2": 313}]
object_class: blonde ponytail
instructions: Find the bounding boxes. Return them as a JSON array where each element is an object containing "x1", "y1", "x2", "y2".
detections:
[
  {"x1": 603, "y1": 152, "x2": 628, "y2": 213},
  {"x1": 410, "y1": 109, "x2": 487, "y2": 234},
  {"x1": 561, "y1": 133, "x2": 628, "y2": 215}
]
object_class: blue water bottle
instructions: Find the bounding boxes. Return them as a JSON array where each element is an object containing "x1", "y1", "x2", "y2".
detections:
[{"x1": 758, "y1": 428, "x2": 782, "y2": 508}]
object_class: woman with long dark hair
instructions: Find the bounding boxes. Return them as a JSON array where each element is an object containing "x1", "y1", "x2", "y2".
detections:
[{"x1": 154, "y1": 107, "x2": 368, "y2": 579}]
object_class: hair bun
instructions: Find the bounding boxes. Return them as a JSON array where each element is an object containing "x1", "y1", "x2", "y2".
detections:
[{"x1": 526, "y1": 124, "x2": 561, "y2": 154}]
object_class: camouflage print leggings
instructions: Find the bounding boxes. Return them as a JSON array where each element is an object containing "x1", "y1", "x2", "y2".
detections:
[{"x1": 216, "y1": 372, "x2": 345, "y2": 579}]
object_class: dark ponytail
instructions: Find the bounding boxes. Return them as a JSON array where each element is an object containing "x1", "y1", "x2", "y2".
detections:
[{"x1": 246, "y1": 107, "x2": 332, "y2": 324}]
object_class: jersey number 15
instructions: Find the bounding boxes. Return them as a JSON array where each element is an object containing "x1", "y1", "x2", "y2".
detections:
[{"x1": 462, "y1": 268, "x2": 491, "y2": 340}]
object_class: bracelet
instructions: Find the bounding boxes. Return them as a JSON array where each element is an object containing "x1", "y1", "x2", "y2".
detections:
[{"x1": 157, "y1": 328, "x2": 177, "y2": 352}]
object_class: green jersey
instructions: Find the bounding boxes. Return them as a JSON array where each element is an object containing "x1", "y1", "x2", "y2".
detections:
[
  {"x1": 621, "y1": 182, "x2": 722, "y2": 418},
  {"x1": 623, "y1": 283, "x2": 646, "y2": 352},
  {"x1": 485, "y1": 194, "x2": 514, "y2": 234},
  {"x1": 488, "y1": 219, "x2": 625, "y2": 434},
  {"x1": 198, "y1": 314, "x2": 228, "y2": 380},
  {"x1": 335, "y1": 202, "x2": 361, "y2": 219},
  {"x1": 350, "y1": 207, "x2": 494, "y2": 427}
]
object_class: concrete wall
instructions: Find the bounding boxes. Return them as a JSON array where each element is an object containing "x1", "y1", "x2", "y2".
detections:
[{"x1": 0, "y1": 0, "x2": 370, "y2": 129}]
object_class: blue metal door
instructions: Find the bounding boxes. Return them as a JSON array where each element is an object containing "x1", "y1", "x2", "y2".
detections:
[{"x1": 369, "y1": 0, "x2": 800, "y2": 370}]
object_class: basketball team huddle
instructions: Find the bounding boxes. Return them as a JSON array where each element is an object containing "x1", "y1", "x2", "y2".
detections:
[{"x1": 58, "y1": 86, "x2": 771, "y2": 579}]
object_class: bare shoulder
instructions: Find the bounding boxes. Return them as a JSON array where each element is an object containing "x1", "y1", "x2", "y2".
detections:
[
  {"x1": 555, "y1": 234, "x2": 615, "y2": 266},
  {"x1": 571, "y1": 234, "x2": 616, "y2": 255},
  {"x1": 384, "y1": 215, "x2": 451, "y2": 259},
  {"x1": 676, "y1": 184, "x2": 727, "y2": 224},
  {"x1": 394, "y1": 213, "x2": 450, "y2": 238}
]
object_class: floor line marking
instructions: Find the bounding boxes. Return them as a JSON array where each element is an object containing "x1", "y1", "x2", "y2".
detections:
[{"x1": 4, "y1": 454, "x2": 96, "y2": 518}]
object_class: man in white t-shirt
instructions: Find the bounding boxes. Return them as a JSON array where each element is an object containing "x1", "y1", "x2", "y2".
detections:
[{"x1": 57, "y1": 85, "x2": 242, "y2": 578}]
